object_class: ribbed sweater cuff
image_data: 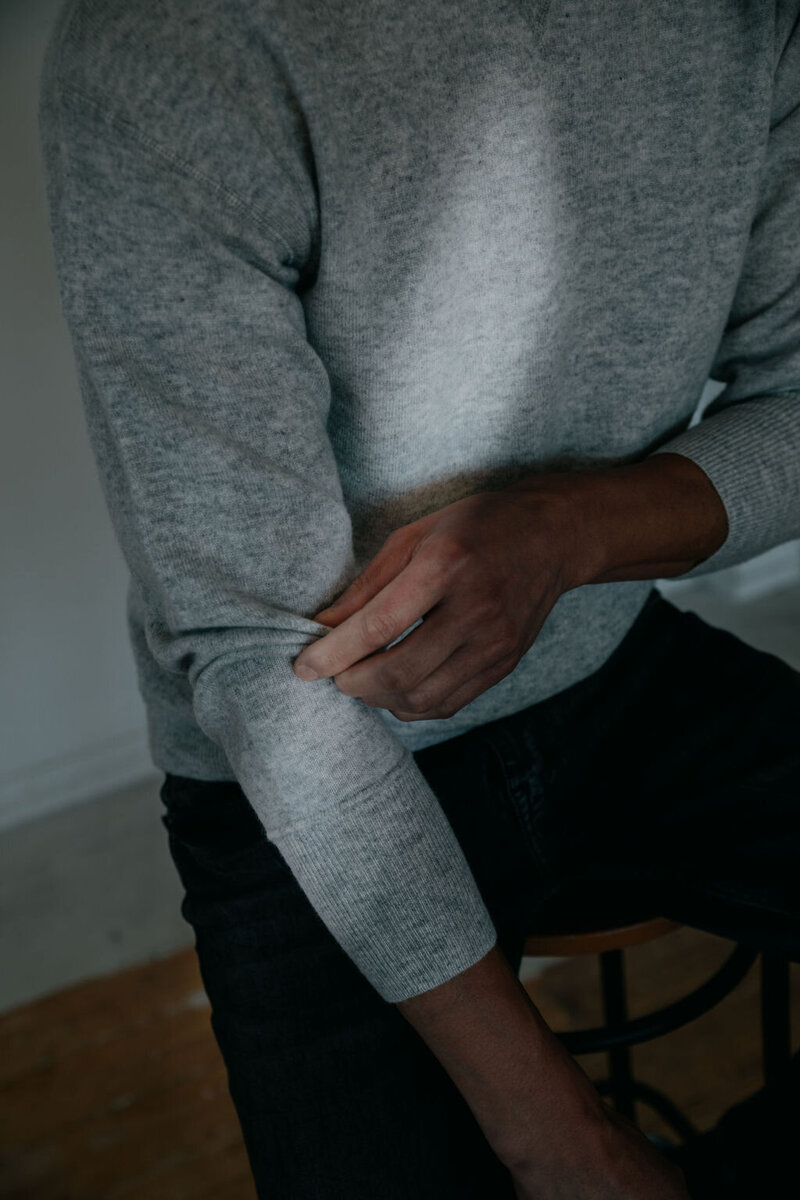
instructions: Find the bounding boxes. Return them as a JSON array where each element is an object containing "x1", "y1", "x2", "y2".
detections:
[
  {"x1": 649, "y1": 391, "x2": 800, "y2": 579},
  {"x1": 272, "y1": 758, "x2": 499, "y2": 1003}
]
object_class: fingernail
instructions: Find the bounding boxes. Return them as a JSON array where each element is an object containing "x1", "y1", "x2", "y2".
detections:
[{"x1": 294, "y1": 664, "x2": 320, "y2": 681}]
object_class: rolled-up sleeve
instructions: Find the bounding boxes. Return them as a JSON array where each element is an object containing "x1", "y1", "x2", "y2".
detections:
[{"x1": 38, "y1": 0, "x2": 497, "y2": 1003}]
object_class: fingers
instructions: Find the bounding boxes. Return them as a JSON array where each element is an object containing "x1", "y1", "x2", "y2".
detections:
[
  {"x1": 313, "y1": 527, "x2": 418, "y2": 626},
  {"x1": 369, "y1": 645, "x2": 520, "y2": 722},
  {"x1": 332, "y1": 600, "x2": 464, "y2": 698},
  {"x1": 294, "y1": 539, "x2": 454, "y2": 680}
]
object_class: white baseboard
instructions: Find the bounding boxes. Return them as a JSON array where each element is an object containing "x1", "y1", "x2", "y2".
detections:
[{"x1": 0, "y1": 728, "x2": 160, "y2": 834}]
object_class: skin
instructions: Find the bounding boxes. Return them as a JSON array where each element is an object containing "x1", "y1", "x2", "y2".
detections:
[
  {"x1": 292, "y1": 451, "x2": 727, "y2": 1197},
  {"x1": 292, "y1": 454, "x2": 727, "y2": 721}
]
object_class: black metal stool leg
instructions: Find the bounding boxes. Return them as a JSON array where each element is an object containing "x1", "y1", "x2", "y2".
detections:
[
  {"x1": 600, "y1": 949, "x2": 636, "y2": 1121},
  {"x1": 761, "y1": 953, "x2": 792, "y2": 1088}
]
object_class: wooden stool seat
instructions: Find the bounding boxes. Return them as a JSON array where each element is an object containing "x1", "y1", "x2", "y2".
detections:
[
  {"x1": 521, "y1": 898, "x2": 792, "y2": 1145},
  {"x1": 524, "y1": 915, "x2": 683, "y2": 957}
]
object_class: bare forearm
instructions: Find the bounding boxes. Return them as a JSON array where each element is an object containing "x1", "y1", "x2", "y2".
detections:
[
  {"x1": 393, "y1": 454, "x2": 720, "y2": 1181},
  {"x1": 395, "y1": 943, "x2": 606, "y2": 1169}
]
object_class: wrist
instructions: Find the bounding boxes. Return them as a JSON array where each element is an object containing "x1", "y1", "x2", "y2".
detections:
[
  {"x1": 506, "y1": 453, "x2": 729, "y2": 589},
  {"x1": 576, "y1": 452, "x2": 729, "y2": 585}
]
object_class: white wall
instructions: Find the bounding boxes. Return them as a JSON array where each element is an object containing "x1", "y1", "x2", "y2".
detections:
[
  {"x1": 1, "y1": 0, "x2": 798, "y2": 834},
  {"x1": 1, "y1": 0, "x2": 159, "y2": 832}
]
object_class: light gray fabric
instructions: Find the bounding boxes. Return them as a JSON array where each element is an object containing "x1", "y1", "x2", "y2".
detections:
[{"x1": 39, "y1": 0, "x2": 800, "y2": 1002}]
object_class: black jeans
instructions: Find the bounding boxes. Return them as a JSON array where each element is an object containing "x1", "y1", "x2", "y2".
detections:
[{"x1": 159, "y1": 587, "x2": 800, "y2": 1198}]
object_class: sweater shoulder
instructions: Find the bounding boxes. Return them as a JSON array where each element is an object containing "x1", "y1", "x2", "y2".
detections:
[
  {"x1": 45, "y1": 0, "x2": 286, "y2": 103},
  {"x1": 40, "y1": 0, "x2": 317, "y2": 239}
]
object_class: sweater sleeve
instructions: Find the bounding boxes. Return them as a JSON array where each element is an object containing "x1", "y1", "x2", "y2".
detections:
[
  {"x1": 38, "y1": 0, "x2": 497, "y2": 1003},
  {"x1": 647, "y1": 7, "x2": 800, "y2": 579}
]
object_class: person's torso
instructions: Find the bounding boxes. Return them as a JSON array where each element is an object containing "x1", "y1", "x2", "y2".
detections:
[{"x1": 116, "y1": 0, "x2": 780, "y2": 759}]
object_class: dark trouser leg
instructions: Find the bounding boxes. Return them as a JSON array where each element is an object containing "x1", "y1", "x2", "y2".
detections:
[
  {"x1": 486, "y1": 588, "x2": 800, "y2": 1194},
  {"x1": 158, "y1": 722, "x2": 551, "y2": 1200}
]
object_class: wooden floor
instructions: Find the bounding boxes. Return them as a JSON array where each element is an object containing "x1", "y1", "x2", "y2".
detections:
[{"x1": 1, "y1": 926, "x2": 797, "y2": 1199}]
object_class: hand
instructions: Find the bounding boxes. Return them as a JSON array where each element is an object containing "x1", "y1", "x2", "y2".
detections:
[
  {"x1": 509, "y1": 1102, "x2": 690, "y2": 1200},
  {"x1": 292, "y1": 484, "x2": 582, "y2": 720}
]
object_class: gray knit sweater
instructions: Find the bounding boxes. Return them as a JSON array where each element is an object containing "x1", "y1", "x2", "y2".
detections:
[{"x1": 39, "y1": 0, "x2": 800, "y2": 1002}]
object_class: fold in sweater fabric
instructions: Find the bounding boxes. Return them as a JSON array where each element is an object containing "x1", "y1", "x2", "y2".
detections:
[{"x1": 39, "y1": 0, "x2": 800, "y2": 1001}]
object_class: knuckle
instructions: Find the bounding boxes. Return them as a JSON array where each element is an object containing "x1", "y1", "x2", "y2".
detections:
[
  {"x1": 402, "y1": 689, "x2": 434, "y2": 714},
  {"x1": 475, "y1": 592, "x2": 505, "y2": 622},
  {"x1": 494, "y1": 619, "x2": 519, "y2": 655},
  {"x1": 378, "y1": 661, "x2": 412, "y2": 691},
  {"x1": 432, "y1": 534, "x2": 471, "y2": 574},
  {"x1": 385, "y1": 525, "x2": 409, "y2": 546},
  {"x1": 495, "y1": 636, "x2": 519, "y2": 660},
  {"x1": 362, "y1": 609, "x2": 398, "y2": 646},
  {"x1": 492, "y1": 655, "x2": 519, "y2": 685}
]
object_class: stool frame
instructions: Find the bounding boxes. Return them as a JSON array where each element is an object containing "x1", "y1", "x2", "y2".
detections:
[{"x1": 525, "y1": 925, "x2": 793, "y2": 1144}]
